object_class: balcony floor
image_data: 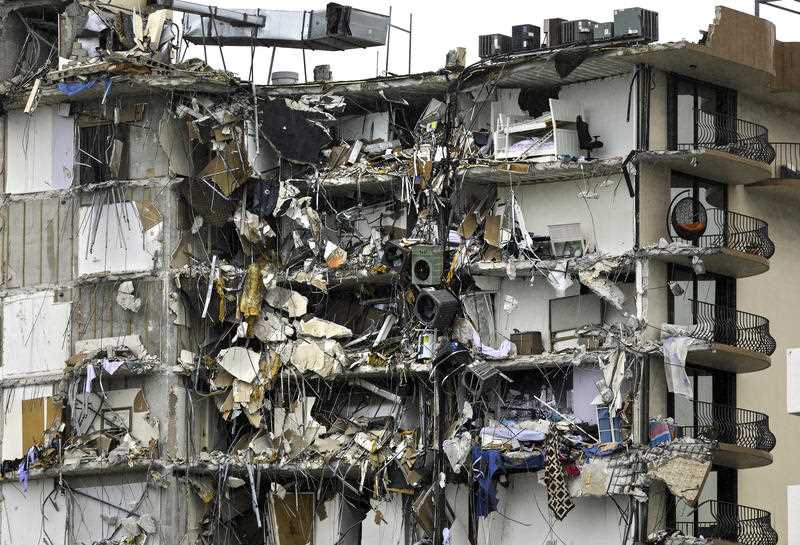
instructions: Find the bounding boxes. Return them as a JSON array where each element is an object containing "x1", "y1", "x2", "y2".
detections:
[
  {"x1": 714, "y1": 442, "x2": 773, "y2": 469},
  {"x1": 637, "y1": 149, "x2": 771, "y2": 185},
  {"x1": 686, "y1": 343, "x2": 771, "y2": 374},
  {"x1": 648, "y1": 247, "x2": 769, "y2": 279}
]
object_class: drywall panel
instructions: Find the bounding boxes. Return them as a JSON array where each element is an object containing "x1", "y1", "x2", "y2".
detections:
[
  {"x1": 335, "y1": 112, "x2": 390, "y2": 142},
  {"x1": 0, "y1": 383, "x2": 56, "y2": 460},
  {"x1": 500, "y1": 176, "x2": 635, "y2": 255},
  {"x1": 314, "y1": 495, "x2": 362, "y2": 545},
  {"x1": 1, "y1": 291, "x2": 71, "y2": 378},
  {"x1": 0, "y1": 480, "x2": 66, "y2": 545},
  {"x1": 360, "y1": 495, "x2": 404, "y2": 545},
  {"x1": 0, "y1": 198, "x2": 75, "y2": 288},
  {"x1": 73, "y1": 278, "x2": 165, "y2": 359},
  {"x1": 573, "y1": 366, "x2": 604, "y2": 425},
  {"x1": 77, "y1": 201, "x2": 162, "y2": 275},
  {"x1": 558, "y1": 74, "x2": 636, "y2": 160},
  {"x1": 6, "y1": 106, "x2": 74, "y2": 194}
]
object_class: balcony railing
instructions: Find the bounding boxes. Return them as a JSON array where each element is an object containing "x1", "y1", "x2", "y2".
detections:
[
  {"x1": 687, "y1": 300, "x2": 776, "y2": 356},
  {"x1": 677, "y1": 401, "x2": 776, "y2": 452},
  {"x1": 676, "y1": 501, "x2": 778, "y2": 545},
  {"x1": 769, "y1": 142, "x2": 800, "y2": 179},
  {"x1": 677, "y1": 108, "x2": 775, "y2": 164},
  {"x1": 670, "y1": 208, "x2": 775, "y2": 259}
]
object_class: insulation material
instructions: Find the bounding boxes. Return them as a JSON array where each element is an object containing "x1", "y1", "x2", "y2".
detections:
[
  {"x1": 1, "y1": 291, "x2": 71, "y2": 378},
  {"x1": 0, "y1": 480, "x2": 67, "y2": 545},
  {"x1": 78, "y1": 202, "x2": 162, "y2": 275},
  {"x1": 1, "y1": 384, "x2": 58, "y2": 459},
  {"x1": 6, "y1": 106, "x2": 75, "y2": 193}
]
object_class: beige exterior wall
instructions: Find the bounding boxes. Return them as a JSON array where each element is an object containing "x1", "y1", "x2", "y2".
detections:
[{"x1": 733, "y1": 92, "x2": 800, "y2": 543}]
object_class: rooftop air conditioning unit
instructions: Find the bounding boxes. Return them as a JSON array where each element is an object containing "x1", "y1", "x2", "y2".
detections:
[
  {"x1": 593, "y1": 22, "x2": 614, "y2": 41},
  {"x1": 560, "y1": 19, "x2": 596, "y2": 44},
  {"x1": 613, "y1": 7, "x2": 659, "y2": 43},
  {"x1": 511, "y1": 24, "x2": 541, "y2": 51},
  {"x1": 543, "y1": 18, "x2": 566, "y2": 48},
  {"x1": 479, "y1": 33, "x2": 512, "y2": 58}
]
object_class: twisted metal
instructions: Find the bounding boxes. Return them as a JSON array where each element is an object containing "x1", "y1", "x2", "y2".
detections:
[
  {"x1": 669, "y1": 208, "x2": 775, "y2": 259},
  {"x1": 769, "y1": 142, "x2": 800, "y2": 179},
  {"x1": 678, "y1": 108, "x2": 775, "y2": 164},
  {"x1": 677, "y1": 500, "x2": 778, "y2": 545},
  {"x1": 677, "y1": 400, "x2": 776, "y2": 452},
  {"x1": 688, "y1": 299, "x2": 776, "y2": 356}
]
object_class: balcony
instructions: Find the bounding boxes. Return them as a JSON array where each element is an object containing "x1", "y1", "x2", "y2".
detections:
[
  {"x1": 676, "y1": 501, "x2": 778, "y2": 545},
  {"x1": 677, "y1": 401, "x2": 775, "y2": 469},
  {"x1": 751, "y1": 142, "x2": 800, "y2": 193},
  {"x1": 684, "y1": 300, "x2": 775, "y2": 373},
  {"x1": 655, "y1": 208, "x2": 775, "y2": 278},
  {"x1": 639, "y1": 109, "x2": 774, "y2": 185}
]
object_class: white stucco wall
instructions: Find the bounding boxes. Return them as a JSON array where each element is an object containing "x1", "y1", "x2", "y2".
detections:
[{"x1": 0, "y1": 383, "x2": 56, "y2": 459}]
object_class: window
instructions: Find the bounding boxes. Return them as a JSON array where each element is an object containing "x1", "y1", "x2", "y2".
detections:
[
  {"x1": 77, "y1": 123, "x2": 130, "y2": 183},
  {"x1": 596, "y1": 406, "x2": 622, "y2": 443}
]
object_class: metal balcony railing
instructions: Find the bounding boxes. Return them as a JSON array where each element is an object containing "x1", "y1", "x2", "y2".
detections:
[
  {"x1": 677, "y1": 108, "x2": 776, "y2": 164},
  {"x1": 676, "y1": 501, "x2": 778, "y2": 545},
  {"x1": 769, "y1": 142, "x2": 800, "y2": 179},
  {"x1": 687, "y1": 299, "x2": 776, "y2": 356},
  {"x1": 670, "y1": 208, "x2": 775, "y2": 259},
  {"x1": 677, "y1": 401, "x2": 776, "y2": 452}
]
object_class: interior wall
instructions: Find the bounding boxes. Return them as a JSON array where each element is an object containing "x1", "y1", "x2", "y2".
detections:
[
  {"x1": 1, "y1": 290, "x2": 71, "y2": 378},
  {"x1": 0, "y1": 383, "x2": 57, "y2": 459},
  {"x1": 6, "y1": 106, "x2": 74, "y2": 194},
  {"x1": 77, "y1": 201, "x2": 162, "y2": 275},
  {"x1": 558, "y1": 74, "x2": 637, "y2": 160},
  {"x1": 0, "y1": 479, "x2": 66, "y2": 545},
  {"x1": 67, "y1": 474, "x2": 160, "y2": 545},
  {"x1": 447, "y1": 477, "x2": 626, "y2": 545},
  {"x1": 499, "y1": 177, "x2": 635, "y2": 255}
]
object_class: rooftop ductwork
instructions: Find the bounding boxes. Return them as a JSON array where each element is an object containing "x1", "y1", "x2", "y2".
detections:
[{"x1": 179, "y1": 2, "x2": 390, "y2": 51}]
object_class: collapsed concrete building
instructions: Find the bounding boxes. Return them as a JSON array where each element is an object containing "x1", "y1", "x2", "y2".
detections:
[{"x1": 1, "y1": 1, "x2": 800, "y2": 545}]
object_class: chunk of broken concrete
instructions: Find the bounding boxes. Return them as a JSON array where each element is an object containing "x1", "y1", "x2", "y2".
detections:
[
  {"x1": 116, "y1": 281, "x2": 142, "y2": 313},
  {"x1": 265, "y1": 287, "x2": 308, "y2": 318},
  {"x1": 217, "y1": 346, "x2": 260, "y2": 383},
  {"x1": 290, "y1": 339, "x2": 345, "y2": 377},
  {"x1": 251, "y1": 312, "x2": 292, "y2": 342}
]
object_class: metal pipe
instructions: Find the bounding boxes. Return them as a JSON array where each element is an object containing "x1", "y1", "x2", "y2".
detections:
[
  {"x1": 408, "y1": 13, "x2": 412, "y2": 74},
  {"x1": 384, "y1": 5, "x2": 392, "y2": 75}
]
